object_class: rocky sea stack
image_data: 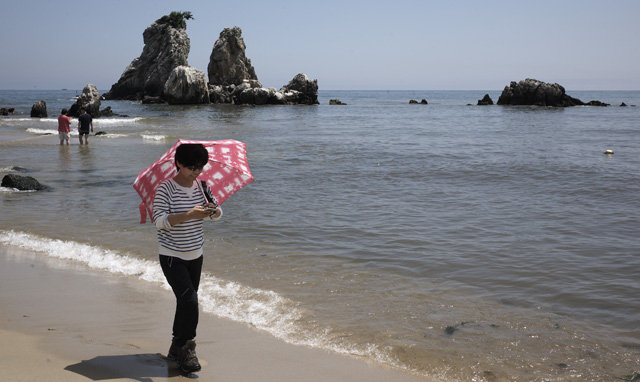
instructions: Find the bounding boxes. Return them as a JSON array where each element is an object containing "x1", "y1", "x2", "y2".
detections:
[
  {"x1": 103, "y1": 12, "x2": 192, "y2": 101},
  {"x1": 208, "y1": 27, "x2": 258, "y2": 87},
  {"x1": 104, "y1": 13, "x2": 318, "y2": 105},
  {"x1": 205, "y1": 27, "x2": 318, "y2": 105}
]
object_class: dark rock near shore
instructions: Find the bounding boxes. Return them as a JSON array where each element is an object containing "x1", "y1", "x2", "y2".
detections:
[
  {"x1": 1, "y1": 107, "x2": 15, "y2": 116},
  {"x1": 30, "y1": 100, "x2": 47, "y2": 118},
  {"x1": 69, "y1": 84, "x2": 101, "y2": 117},
  {"x1": 497, "y1": 78, "x2": 608, "y2": 107},
  {"x1": 329, "y1": 99, "x2": 347, "y2": 105},
  {"x1": 477, "y1": 94, "x2": 494, "y2": 105},
  {"x1": 409, "y1": 99, "x2": 428, "y2": 104},
  {"x1": 104, "y1": 12, "x2": 191, "y2": 100},
  {"x1": 100, "y1": 106, "x2": 114, "y2": 116},
  {"x1": 1, "y1": 174, "x2": 45, "y2": 191},
  {"x1": 208, "y1": 27, "x2": 258, "y2": 86}
]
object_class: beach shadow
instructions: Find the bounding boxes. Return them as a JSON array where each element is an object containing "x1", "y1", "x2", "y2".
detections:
[{"x1": 64, "y1": 353, "x2": 183, "y2": 381}]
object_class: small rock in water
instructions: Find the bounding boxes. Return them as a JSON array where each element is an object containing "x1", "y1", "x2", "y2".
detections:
[
  {"x1": 444, "y1": 326, "x2": 457, "y2": 335},
  {"x1": 1, "y1": 174, "x2": 45, "y2": 190}
]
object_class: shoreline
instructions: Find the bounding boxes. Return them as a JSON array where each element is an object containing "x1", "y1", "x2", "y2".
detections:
[
  {"x1": 0, "y1": 244, "x2": 432, "y2": 382},
  {"x1": 0, "y1": 132, "x2": 54, "y2": 145}
]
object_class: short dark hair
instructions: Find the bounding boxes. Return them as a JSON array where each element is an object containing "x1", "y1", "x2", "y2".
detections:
[
  {"x1": 61, "y1": 108, "x2": 68, "y2": 115},
  {"x1": 175, "y1": 143, "x2": 208, "y2": 168}
]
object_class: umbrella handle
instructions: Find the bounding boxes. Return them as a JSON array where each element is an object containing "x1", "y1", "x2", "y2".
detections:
[{"x1": 139, "y1": 203, "x2": 148, "y2": 224}]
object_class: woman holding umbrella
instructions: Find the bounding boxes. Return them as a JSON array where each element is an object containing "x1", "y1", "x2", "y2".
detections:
[{"x1": 152, "y1": 143, "x2": 222, "y2": 373}]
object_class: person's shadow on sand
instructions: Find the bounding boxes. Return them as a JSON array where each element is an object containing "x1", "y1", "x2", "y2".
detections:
[{"x1": 64, "y1": 353, "x2": 187, "y2": 381}]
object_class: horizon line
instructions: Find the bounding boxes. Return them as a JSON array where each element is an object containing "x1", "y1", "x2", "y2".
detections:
[{"x1": 1, "y1": 88, "x2": 639, "y2": 92}]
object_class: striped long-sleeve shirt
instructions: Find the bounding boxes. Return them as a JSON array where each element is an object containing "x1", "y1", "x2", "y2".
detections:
[{"x1": 152, "y1": 179, "x2": 218, "y2": 260}]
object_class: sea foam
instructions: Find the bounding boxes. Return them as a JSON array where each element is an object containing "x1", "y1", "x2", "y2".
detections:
[
  {"x1": 0, "y1": 230, "x2": 164, "y2": 283},
  {"x1": 141, "y1": 134, "x2": 167, "y2": 141},
  {"x1": 25, "y1": 128, "x2": 57, "y2": 135},
  {"x1": 95, "y1": 117, "x2": 144, "y2": 125},
  {"x1": 0, "y1": 230, "x2": 326, "y2": 352},
  {"x1": 6, "y1": 117, "x2": 142, "y2": 124}
]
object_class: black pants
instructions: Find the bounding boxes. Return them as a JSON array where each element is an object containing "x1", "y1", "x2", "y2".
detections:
[{"x1": 159, "y1": 254, "x2": 203, "y2": 347}]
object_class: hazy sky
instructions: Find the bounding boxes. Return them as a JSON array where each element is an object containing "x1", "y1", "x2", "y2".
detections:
[{"x1": 1, "y1": 0, "x2": 638, "y2": 91}]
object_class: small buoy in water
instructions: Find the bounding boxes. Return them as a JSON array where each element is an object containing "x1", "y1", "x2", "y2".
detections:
[{"x1": 604, "y1": 150, "x2": 614, "y2": 155}]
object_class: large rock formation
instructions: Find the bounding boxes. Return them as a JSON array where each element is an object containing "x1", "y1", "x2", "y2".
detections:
[
  {"x1": 497, "y1": 78, "x2": 608, "y2": 107},
  {"x1": 30, "y1": 100, "x2": 47, "y2": 118},
  {"x1": 104, "y1": 12, "x2": 192, "y2": 100},
  {"x1": 208, "y1": 27, "x2": 258, "y2": 86},
  {"x1": 103, "y1": 13, "x2": 318, "y2": 105},
  {"x1": 164, "y1": 66, "x2": 210, "y2": 104},
  {"x1": 69, "y1": 84, "x2": 101, "y2": 117}
]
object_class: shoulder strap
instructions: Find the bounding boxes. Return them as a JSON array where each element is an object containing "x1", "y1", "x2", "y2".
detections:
[{"x1": 200, "y1": 180, "x2": 214, "y2": 204}]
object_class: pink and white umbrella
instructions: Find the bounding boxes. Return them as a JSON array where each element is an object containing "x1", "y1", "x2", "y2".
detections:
[{"x1": 133, "y1": 139, "x2": 254, "y2": 223}]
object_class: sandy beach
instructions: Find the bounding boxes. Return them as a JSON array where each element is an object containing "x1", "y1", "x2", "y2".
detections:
[{"x1": 0, "y1": 244, "x2": 431, "y2": 382}]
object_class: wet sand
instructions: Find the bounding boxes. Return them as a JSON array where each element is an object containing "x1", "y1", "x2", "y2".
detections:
[{"x1": 0, "y1": 244, "x2": 432, "y2": 382}]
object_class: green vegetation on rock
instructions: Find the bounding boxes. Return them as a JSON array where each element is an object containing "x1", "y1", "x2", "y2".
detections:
[{"x1": 156, "y1": 11, "x2": 193, "y2": 29}]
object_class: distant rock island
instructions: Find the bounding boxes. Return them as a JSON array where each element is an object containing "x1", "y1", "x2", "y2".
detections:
[
  {"x1": 497, "y1": 78, "x2": 609, "y2": 107},
  {"x1": 103, "y1": 12, "x2": 318, "y2": 105}
]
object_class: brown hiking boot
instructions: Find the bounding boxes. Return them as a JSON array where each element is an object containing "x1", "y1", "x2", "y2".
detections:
[{"x1": 176, "y1": 340, "x2": 201, "y2": 373}]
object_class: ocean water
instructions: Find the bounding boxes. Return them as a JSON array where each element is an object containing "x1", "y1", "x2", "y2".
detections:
[{"x1": 1, "y1": 89, "x2": 639, "y2": 381}]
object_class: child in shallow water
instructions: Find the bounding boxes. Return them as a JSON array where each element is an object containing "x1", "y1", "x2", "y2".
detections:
[{"x1": 57, "y1": 108, "x2": 71, "y2": 145}]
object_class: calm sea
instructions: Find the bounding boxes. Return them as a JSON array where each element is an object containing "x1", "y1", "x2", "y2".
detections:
[{"x1": 1, "y1": 89, "x2": 639, "y2": 381}]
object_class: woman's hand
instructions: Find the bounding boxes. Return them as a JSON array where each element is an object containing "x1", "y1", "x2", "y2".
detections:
[
  {"x1": 189, "y1": 205, "x2": 214, "y2": 219},
  {"x1": 167, "y1": 205, "x2": 215, "y2": 226}
]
